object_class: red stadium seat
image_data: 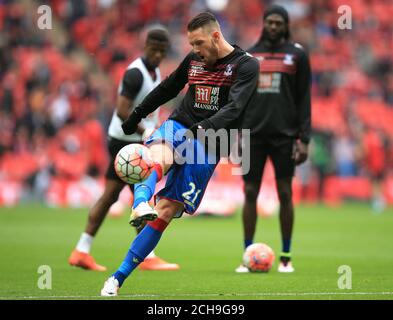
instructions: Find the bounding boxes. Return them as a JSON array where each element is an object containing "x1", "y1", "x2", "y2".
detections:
[
  {"x1": 1, "y1": 0, "x2": 393, "y2": 209},
  {"x1": 0, "y1": 152, "x2": 39, "y2": 181}
]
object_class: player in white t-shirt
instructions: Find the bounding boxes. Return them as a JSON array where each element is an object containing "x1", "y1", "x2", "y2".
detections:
[{"x1": 69, "y1": 28, "x2": 179, "y2": 271}]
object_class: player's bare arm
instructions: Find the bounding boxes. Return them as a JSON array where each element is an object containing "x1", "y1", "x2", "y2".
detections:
[{"x1": 116, "y1": 95, "x2": 144, "y2": 135}]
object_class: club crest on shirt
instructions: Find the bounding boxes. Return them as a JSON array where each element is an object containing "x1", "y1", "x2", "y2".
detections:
[{"x1": 224, "y1": 64, "x2": 233, "y2": 76}]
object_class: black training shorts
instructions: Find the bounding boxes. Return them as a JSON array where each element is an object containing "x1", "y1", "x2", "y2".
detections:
[{"x1": 242, "y1": 137, "x2": 296, "y2": 184}]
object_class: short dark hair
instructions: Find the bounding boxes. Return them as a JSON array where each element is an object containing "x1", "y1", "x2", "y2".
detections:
[
  {"x1": 187, "y1": 12, "x2": 218, "y2": 32},
  {"x1": 146, "y1": 28, "x2": 170, "y2": 44}
]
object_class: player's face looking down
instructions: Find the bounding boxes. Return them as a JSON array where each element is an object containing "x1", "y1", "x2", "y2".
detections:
[
  {"x1": 144, "y1": 40, "x2": 169, "y2": 68},
  {"x1": 188, "y1": 26, "x2": 220, "y2": 66},
  {"x1": 263, "y1": 14, "x2": 286, "y2": 42}
]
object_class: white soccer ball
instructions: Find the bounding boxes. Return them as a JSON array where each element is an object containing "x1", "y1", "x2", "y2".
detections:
[{"x1": 114, "y1": 144, "x2": 154, "y2": 184}]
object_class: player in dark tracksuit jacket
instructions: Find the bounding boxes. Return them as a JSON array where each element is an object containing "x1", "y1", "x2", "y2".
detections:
[
  {"x1": 101, "y1": 12, "x2": 260, "y2": 295},
  {"x1": 237, "y1": 5, "x2": 311, "y2": 273},
  {"x1": 129, "y1": 47, "x2": 258, "y2": 137},
  {"x1": 124, "y1": 44, "x2": 259, "y2": 216}
]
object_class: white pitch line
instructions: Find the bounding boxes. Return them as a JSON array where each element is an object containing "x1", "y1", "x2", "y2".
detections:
[{"x1": 1, "y1": 292, "x2": 393, "y2": 299}]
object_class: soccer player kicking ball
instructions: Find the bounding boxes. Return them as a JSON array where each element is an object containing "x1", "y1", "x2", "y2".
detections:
[
  {"x1": 69, "y1": 28, "x2": 179, "y2": 272},
  {"x1": 100, "y1": 12, "x2": 259, "y2": 296},
  {"x1": 237, "y1": 5, "x2": 311, "y2": 273}
]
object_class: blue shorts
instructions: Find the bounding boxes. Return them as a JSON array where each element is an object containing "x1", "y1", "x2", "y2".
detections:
[{"x1": 145, "y1": 120, "x2": 218, "y2": 216}]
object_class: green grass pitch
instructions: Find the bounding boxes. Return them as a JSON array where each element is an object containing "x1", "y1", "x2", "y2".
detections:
[{"x1": 0, "y1": 203, "x2": 392, "y2": 300}]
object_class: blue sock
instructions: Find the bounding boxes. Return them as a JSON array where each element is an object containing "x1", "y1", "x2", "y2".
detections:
[
  {"x1": 244, "y1": 239, "x2": 253, "y2": 250},
  {"x1": 113, "y1": 223, "x2": 164, "y2": 286},
  {"x1": 282, "y1": 239, "x2": 291, "y2": 254},
  {"x1": 132, "y1": 170, "x2": 158, "y2": 209}
]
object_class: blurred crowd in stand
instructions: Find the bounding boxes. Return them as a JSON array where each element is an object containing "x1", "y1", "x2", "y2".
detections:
[{"x1": 1, "y1": 0, "x2": 392, "y2": 209}]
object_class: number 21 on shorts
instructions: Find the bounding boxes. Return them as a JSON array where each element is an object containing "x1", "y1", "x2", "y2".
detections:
[{"x1": 182, "y1": 182, "x2": 201, "y2": 206}]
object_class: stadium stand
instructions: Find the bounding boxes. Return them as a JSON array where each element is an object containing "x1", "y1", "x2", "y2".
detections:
[{"x1": 0, "y1": 0, "x2": 392, "y2": 211}]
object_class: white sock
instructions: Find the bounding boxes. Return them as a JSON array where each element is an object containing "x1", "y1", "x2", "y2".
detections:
[
  {"x1": 76, "y1": 232, "x2": 94, "y2": 254},
  {"x1": 146, "y1": 251, "x2": 156, "y2": 259}
]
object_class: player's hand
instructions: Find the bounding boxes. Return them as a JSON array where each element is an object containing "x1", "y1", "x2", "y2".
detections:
[
  {"x1": 189, "y1": 122, "x2": 221, "y2": 156},
  {"x1": 189, "y1": 119, "x2": 212, "y2": 138},
  {"x1": 122, "y1": 109, "x2": 142, "y2": 135},
  {"x1": 293, "y1": 140, "x2": 308, "y2": 165},
  {"x1": 189, "y1": 123, "x2": 204, "y2": 137}
]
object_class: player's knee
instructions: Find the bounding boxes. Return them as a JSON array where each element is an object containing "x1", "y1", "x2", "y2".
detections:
[
  {"x1": 277, "y1": 187, "x2": 292, "y2": 205},
  {"x1": 149, "y1": 143, "x2": 174, "y2": 173},
  {"x1": 244, "y1": 183, "x2": 259, "y2": 202},
  {"x1": 101, "y1": 188, "x2": 120, "y2": 204}
]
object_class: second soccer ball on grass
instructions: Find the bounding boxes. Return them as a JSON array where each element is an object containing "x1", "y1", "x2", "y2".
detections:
[{"x1": 243, "y1": 243, "x2": 275, "y2": 272}]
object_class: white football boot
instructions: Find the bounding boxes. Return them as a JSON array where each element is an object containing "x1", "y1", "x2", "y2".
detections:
[
  {"x1": 235, "y1": 264, "x2": 249, "y2": 273},
  {"x1": 101, "y1": 276, "x2": 119, "y2": 296},
  {"x1": 278, "y1": 261, "x2": 295, "y2": 273},
  {"x1": 129, "y1": 202, "x2": 158, "y2": 227}
]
